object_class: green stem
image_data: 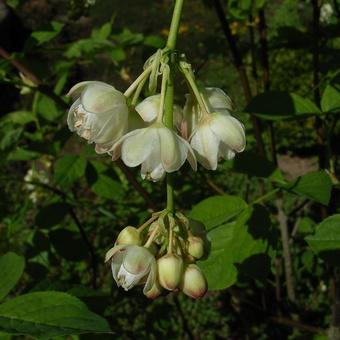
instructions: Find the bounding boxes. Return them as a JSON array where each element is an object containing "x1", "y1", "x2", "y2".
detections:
[
  {"x1": 164, "y1": 0, "x2": 185, "y2": 213},
  {"x1": 251, "y1": 188, "x2": 280, "y2": 206},
  {"x1": 166, "y1": 0, "x2": 185, "y2": 50}
]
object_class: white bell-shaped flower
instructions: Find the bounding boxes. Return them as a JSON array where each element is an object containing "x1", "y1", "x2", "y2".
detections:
[
  {"x1": 181, "y1": 87, "x2": 233, "y2": 139},
  {"x1": 135, "y1": 94, "x2": 183, "y2": 129},
  {"x1": 105, "y1": 244, "x2": 156, "y2": 294},
  {"x1": 111, "y1": 122, "x2": 197, "y2": 181},
  {"x1": 67, "y1": 81, "x2": 129, "y2": 153},
  {"x1": 190, "y1": 112, "x2": 246, "y2": 170}
]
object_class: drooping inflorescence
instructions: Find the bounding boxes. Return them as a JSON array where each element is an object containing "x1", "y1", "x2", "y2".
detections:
[{"x1": 66, "y1": 5, "x2": 246, "y2": 300}]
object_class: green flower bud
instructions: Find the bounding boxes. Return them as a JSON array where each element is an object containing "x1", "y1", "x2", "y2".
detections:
[
  {"x1": 181, "y1": 264, "x2": 207, "y2": 299},
  {"x1": 187, "y1": 236, "x2": 204, "y2": 259},
  {"x1": 116, "y1": 226, "x2": 141, "y2": 246},
  {"x1": 157, "y1": 254, "x2": 183, "y2": 291},
  {"x1": 144, "y1": 279, "x2": 163, "y2": 299}
]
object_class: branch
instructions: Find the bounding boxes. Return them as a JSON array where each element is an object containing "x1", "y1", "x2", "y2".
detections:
[
  {"x1": 212, "y1": 0, "x2": 266, "y2": 158},
  {"x1": 276, "y1": 196, "x2": 296, "y2": 302}
]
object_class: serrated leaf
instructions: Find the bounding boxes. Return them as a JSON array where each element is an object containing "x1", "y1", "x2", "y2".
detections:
[
  {"x1": 245, "y1": 91, "x2": 321, "y2": 120},
  {"x1": 189, "y1": 195, "x2": 247, "y2": 230},
  {"x1": 54, "y1": 155, "x2": 87, "y2": 186},
  {"x1": 0, "y1": 253, "x2": 25, "y2": 301},
  {"x1": 283, "y1": 170, "x2": 332, "y2": 205},
  {"x1": 0, "y1": 292, "x2": 111, "y2": 337}
]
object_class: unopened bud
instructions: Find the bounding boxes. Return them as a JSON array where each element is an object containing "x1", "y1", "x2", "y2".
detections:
[
  {"x1": 144, "y1": 279, "x2": 163, "y2": 299},
  {"x1": 116, "y1": 226, "x2": 141, "y2": 246},
  {"x1": 187, "y1": 236, "x2": 204, "y2": 259},
  {"x1": 157, "y1": 254, "x2": 183, "y2": 291},
  {"x1": 181, "y1": 264, "x2": 207, "y2": 299}
]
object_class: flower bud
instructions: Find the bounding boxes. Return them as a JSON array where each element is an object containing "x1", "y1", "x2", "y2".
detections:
[
  {"x1": 116, "y1": 226, "x2": 141, "y2": 246},
  {"x1": 144, "y1": 279, "x2": 163, "y2": 299},
  {"x1": 181, "y1": 264, "x2": 207, "y2": 299},
  {"x1": 157, "y1": 254, "x2": 183, "y2": 291},
  {"x1": 187, "y1": 236, "x2": 204, "y2": 259}
]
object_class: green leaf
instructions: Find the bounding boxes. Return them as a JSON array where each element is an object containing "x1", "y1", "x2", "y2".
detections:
[
  {"x1": 321, "y1": 74, "x2": 340, "y2": 113},
  {"x1": 189, "y1": 195, "x2": 247, "y2": 230},
  {"x1": 36, "y1": 94, "x2": 62, "y2": 122},
  {"x1": 7, "y1": 148, "x2": 40, "y2": 161},
  {"x1": 283, "y1": 171, "x2": 332, "y2": 205},
  {"x1": 0, "y1": 292, "x2": 111, "y2": 337},
  {"x1": 244, "y1": 91, "x2": 321, "y2": 120},
  {"x1": 144, "y1": 35, "x2": 165, "y2": 48},
  {"x1": 35, "y1": 202, "x2": 69, "y2": 228},
  {"x1": 91, "y1": 22, "x2": 112, "y2": 40},
  {"x1": 54, "y1": 155, "x2": 87, "y2": 186},
  {"x1": 91, "y1": 174, "x2": 123, "y2": 200},
  {"x1": 0, "y1": 111, "x2": 36, "y2": 125},
  {"x1": 306, "y1": 215, "x2": 340, "y2": 253},
  {"x1": 31, "y1": 21, "x2": 64, "y2": 45},
  {"x1": 198, "y1": 206, "x2": 269, "y2": 290},
  {"x1": 0, "y1": 253, "x2": 25, "y2": 301}
]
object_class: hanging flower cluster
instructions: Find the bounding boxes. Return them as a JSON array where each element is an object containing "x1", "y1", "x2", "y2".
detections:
[
  {"x1": 105, "y1": 211, "x2": 208, "y2": 299},
  {"x1": 67, "y1": 47, "x2": 246, "y2": 299},
  {"x1": 67, "y1": 51, "x2": 246, "y2": 182}
]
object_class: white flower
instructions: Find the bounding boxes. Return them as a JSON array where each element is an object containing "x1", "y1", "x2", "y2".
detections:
[
  {"x1": 67, "y1": 81, "x2": 129, "y2": 153},
  {"x1": 135, "y1": 94, "x2": 183, "y2": 129},
  {"x1": 190, "y1": 112, "x2": 246, "y2": 170},
  {"x1": 105, "y1": 245, "x2": 156, "y2": 294},
  {"x1": 111, "y1": 122, "x2": 197, "y2": 181},
  {"x1": 181, "y1": 87, "x2": 233, "y2": 139}
]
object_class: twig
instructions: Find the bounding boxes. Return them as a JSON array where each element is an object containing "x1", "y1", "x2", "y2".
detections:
[
  {"x1": 212, "y1": 0, "x2": 266, "y2": 158},
  {"x1": 0, "y1": 46, "x2": 68, "y2": 109},
  {"x1": 276, "y1": 197, "x2": 296, "y2": 302}
]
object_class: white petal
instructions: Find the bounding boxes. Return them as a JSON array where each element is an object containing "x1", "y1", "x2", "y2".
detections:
[
  {"x1": 191, "y1": 125, "x2": 219, "y2": 170},
  {"x1": 158, "y1": 128, "x2": 187, "y2": 172},
  {"x1": 177, "y1": 135, "x2": 197, "y2": 171},
  {"x1": 135, "y1": 94, "x2": 160, "y2": 122},
  {"x1": 209, "y1": 114, "x2": 246, "y2": 152},
  {"x1": 141, "y1": 158, "x2": 165, "y2": 182},
  {"x1": 122, "y1": 245, "x2": 153, "y2": 275},
  {"x1": 121, "y1": 128, "x2": 157, "y2": 167},
  {"x1": 117, "y1": 265, "x2": 146, "y2": 291},
  {"x1": 80, "y1": 83, "x2": 124, "y2": 114},
  {"x1": 205, "y1": 87, "x2": 233, "y2": 111},
  {"x1": 67, "y1": 81, "x2": 100, "y2": 99},
  {"x1": 67, "y1": 98, "x2": 81, "y2": 131},
  {"x1": 218, "y1": 142, "x2": 236, "y2": 161},
  {"x1": 143, "y1": 260, "x2": 157, "y2": 294}
]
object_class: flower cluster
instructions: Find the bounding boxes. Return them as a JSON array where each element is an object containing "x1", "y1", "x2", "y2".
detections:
[
  {"x1": 105, "y1": 211, "x2": 208, "y2": 299},
  {"x1": 67, "y1": 48, "x2": 246, "y2": 299},
  {"x1": 67, "y1": 51, "x2": 246, "y2": 182}
]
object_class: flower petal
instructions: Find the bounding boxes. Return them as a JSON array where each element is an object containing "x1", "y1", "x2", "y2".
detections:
[
  {"x1": 190, "y1": 125, "x2": 219, "y2": 170},
  {"x1": 121, "y1": 128, "x2": 157, "y2": 167},
  {"x1": 143, "y1": 260, "x2": 157, "y2": 295},
  {"x1": 135, "y1": 94, "x2": 160, "y2": 122},
  {"x1": 67, "y1": 81, "x2": 100, "y2": 99},
  {"x1": 80, "y1": 83, "x2": 124, "y2": 114},
  {"x1": 158, "y1": 128, "x2": 186, "y2": 172},
  {"x1": 209, "y1": 114, "x2": 246, "y2": 152},
  {"x1": 67, "y1": 98, "x2": 81, "y2": 131},
  {"x1": 205, "y1": 87, "x2": 233, "y2": 111},
  {"x1": 122, "y1": 245, "x2": 153, "y2": 275}
]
